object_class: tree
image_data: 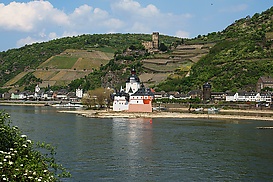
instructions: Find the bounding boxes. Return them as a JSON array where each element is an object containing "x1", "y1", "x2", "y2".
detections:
[
  {"x1": 81, "y1": 92, "x2": 96, "y2": 109},
  {"x1": 159, "y1": 43, "x2": 168, "y2": 52},
  {"x1": 0, "y1": 111, "x2": 70, "y2": 181},
  {"x1": 82, "y1": 87, "x2": 114, "y2": 109}
]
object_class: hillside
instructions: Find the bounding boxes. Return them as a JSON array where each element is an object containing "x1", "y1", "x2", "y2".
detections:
[
  {"x1": 3, "y1": 49, "x2": 113, "y2": 88},
  {"x1": 0, "y1": 34, "x2": 181, "y2": 91},
  {"x1": 1, "y1": 6, "x2": 273, "y2": 93},
  {"x1": 139, "y1": 43, "x2": 213, "y2": 86},
  {"x1": 156, "y1": 6, "x2": 273, "y2": 92}
]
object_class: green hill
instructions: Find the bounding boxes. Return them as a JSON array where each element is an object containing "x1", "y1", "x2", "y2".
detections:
[
  {"x1": 1, "y1": 6, "x2": 273, "y2": 93},
  {"x1": 156, "y1": 6, "x2": 273, "y2": 92},
  {"x1": 0, "y1": 34, "x2": 180, "y2": 91}
]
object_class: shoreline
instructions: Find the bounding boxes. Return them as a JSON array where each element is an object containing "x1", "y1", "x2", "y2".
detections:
[
  {"x1": 0, "y1": 102, "x2": 45, "y2": 106},
  {"x1": 58, "y1": 109, "x2": 273, "y2": 121},
  {"x1": 1, "y1": 102, "x2": 273, "y2": 121}
]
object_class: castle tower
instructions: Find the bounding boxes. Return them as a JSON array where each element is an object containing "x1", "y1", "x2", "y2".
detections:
[
  {"x1": 152, "y1": 32, "x2": 159, "y2": 49},
  {"x1": 203, "y1": 82, "x2": 211, "y2": 101},
  {"x1": 125, "y1": 69, "x2": 141, "y2": 95}
]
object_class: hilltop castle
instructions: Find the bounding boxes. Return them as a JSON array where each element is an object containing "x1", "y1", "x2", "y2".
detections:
[
  {"x1": 112, "y1": 69, "x2": 154, "y2": 112},
  {"x1": 142, "y1": 32, "x2": 159, "y2": 51}
]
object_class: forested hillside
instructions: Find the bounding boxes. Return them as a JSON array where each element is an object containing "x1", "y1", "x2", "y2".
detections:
[{"x1": 156, "y1": 6, "x2": 273, "y2": 92}]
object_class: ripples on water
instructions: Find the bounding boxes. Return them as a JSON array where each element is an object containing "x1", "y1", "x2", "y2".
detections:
[{"x1": 1, "y1": 105, "x2": 273, "y2": 181}]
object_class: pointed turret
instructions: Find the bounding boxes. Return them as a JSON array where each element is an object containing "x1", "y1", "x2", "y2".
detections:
[{"x1": 126, "y1": 69, "x2": 140, "y2": 94}]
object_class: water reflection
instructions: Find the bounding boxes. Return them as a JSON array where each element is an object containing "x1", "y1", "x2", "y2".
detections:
[
  {"x1": 112, "y1": 118, "x2": 153, "y2": 179},
  {"x1": 2, "y1": 105, "x2": 273, "y2": 181}
]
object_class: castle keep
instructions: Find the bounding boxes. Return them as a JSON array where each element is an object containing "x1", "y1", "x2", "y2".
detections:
[{"x1": 142, "y1": 32, "x2": 159, "y2": 50}]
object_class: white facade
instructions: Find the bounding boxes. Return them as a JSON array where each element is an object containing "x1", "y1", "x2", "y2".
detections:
[
  {"x1": 260, "y1": 93, "x2": 272, "y2": 102},
  {"x1": 35, "y1": 85, "x2": 40, "y2": 93},
  {"x1": 34, "y1": 85, "x2": 41, "y2": 99},
  {"x1": 42, "y1": 93, "x2": 53, "y2": 100},
  {"x1": 76, "y1": 88, "x2": 83, "y2": 98},
  {"x1": 226, "y1": 92, "x2": 272, "y2": 103},
  {"x1": 113, "y1": 69, "x2": 143, "y2": 111},
  {"x1": 56, "y1": 94, "x2": 67, "y2": 100},
  {"x1": 226, "y1": 93, "x2": 238, "y2": 102},
  {"x1": 126, "y1": 78, "x2": 140, "y2": 95},
  {"x1": 129, "y1": 95, "x2": 150, "y2": 104},
  {"x1": 246, "y1": 93, "x2": 258, "y2": 102},
  {"x1": 113, "y1": 95, "x2": 129, "y2": 111},
  {"x1": 237, "y1": 94, "x2": 246, "y2": 102}
]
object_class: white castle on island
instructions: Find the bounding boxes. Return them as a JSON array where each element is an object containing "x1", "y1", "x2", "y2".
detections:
[{"x1": 112, "y1": 69, "x2": 154, "y2": 112}]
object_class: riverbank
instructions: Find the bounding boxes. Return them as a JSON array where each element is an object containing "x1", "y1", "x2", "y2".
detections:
[
  {"x1": 59, "y1": 109, "x2": 273, "y2": 121},
  {"x1": 0, "y1": 101, "x2": 45, "y2": 106},
  {"x1": 2, "y1": 101, "x2": 273, "y2": 121},
  {"x1": 0, "y1": 100, "x2": 76, "y2": 107}
]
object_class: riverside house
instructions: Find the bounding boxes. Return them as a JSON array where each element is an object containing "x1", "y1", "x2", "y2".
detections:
[
  {"x1": 225, "y1": 92, "x2": 272, "y2": 103},
  {"x1": 5, "y1": 87, "x2": 83, "y2": 102}
]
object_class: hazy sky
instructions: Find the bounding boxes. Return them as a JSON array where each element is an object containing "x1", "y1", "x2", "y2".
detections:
[{"x1": 0, "y1": 0, "x2": 272, "y2": 51}]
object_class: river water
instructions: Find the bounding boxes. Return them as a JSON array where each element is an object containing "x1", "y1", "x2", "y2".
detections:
[{"x1": 1, "y1": 105, "x2": 273, "y2": 181}]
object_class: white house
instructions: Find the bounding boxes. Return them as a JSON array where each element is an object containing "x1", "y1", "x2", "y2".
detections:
[
  {"x1": 226, "y1": 92, "x2": 238, "y2": 102},
  {"x1": 260, "y1": 93, "x2": 272, "y2": 102},
  {"x1": 226, "y1": 92, "x2": 272, "y2": 103},
  {"x1": 76, "y1": 88, "x2": 83, "y2": 98},
  {"x1": 244, "y1": 92, "x2": 258, "y2": 102},
  {"x1": 112, "y1": 92, "x2": 129, "y2": 111},
  {"x1": 42, "y1": 91, "x2": 53, "y2": 100}
]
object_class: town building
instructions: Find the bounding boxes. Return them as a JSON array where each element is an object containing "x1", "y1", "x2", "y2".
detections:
[
  {"x1": 112, "y1": 69, "x2": 154, "y2": 112},
  {"x1": 225, "y1": 92, "x2": 272, "y2": 103},
  {"x1": 188, "y1": 90, "x2": 202, "y2": 99},
  {"x1": 112, "y1": 89, "x2": 129, "y2": 111},
  {"x1": 5, "y1": 86, "x2": 83, "y2": 102},
  {"x1": 210, "y1": 92, "x2": 226, "y2": 101},
  {"x1": 257, "y1": 76, "x2": 273, "y2": 92}
]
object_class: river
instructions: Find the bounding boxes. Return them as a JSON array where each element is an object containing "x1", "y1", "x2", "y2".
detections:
[{"x1": 1, "y1": 105, "x2": 273, "y2": 181}]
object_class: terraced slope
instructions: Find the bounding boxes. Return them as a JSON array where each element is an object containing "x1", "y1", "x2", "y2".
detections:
[
  {"x1": 3, "y1": 72, "x2": 29, "y2": 87},
  {"x1": 141, "y1": 43, "x2": 214, "y2": 86},
  {"x1": 38, "y1": 49, "x2": 112, "y2": 70},
  {"x1": 4, "y1": 49, "x2": 113, "y2": 88},
  {"x1": 36, "y1": 49, "x2": 113, "y2": 86}
]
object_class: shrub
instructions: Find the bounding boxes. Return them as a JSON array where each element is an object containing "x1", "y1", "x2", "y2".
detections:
[{"x1": 0, "y1": 111, "x2": 70, "y2": 181}]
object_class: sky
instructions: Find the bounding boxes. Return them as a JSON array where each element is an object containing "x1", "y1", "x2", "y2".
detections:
[{"x1": 0, "y1": 0, "x2": 272, "y2": 51}]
